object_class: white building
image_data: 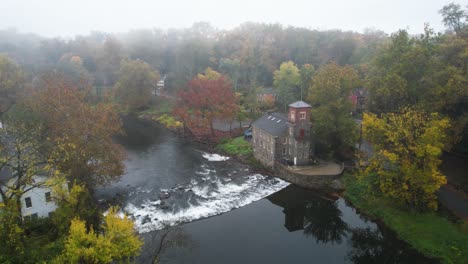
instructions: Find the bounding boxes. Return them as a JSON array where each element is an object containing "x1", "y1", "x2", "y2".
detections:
[{"x1": 1, "y1": 175, "x2": 60, "y2": 221}]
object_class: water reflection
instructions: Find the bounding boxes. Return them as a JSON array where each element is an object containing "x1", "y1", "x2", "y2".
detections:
[
  {"x1": 267, "y1": 185, "x2": 348, "y2": 244},
  {"x1": 267, "y1": 185, "x2": 435, "y2": 264},
  {"x1": 348, "y1": 227, "x2": 437, "y2": 264}
]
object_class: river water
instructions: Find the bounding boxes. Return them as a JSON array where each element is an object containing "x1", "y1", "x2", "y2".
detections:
[{"x1": 95, "y1": 116, "x2": 434, "y2": 264}]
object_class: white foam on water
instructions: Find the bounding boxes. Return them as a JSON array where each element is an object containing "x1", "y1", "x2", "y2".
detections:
[
  {"x1": 202, "y1": 152, "x2": 230, "y2": 161},
  {"x1": 124, "y1": 174, "x2": 289, "y2": 233}
]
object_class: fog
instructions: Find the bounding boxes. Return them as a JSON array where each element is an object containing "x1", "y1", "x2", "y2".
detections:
[{"x1": 2, "y1": 0, "x2": 455, "y2": 37}]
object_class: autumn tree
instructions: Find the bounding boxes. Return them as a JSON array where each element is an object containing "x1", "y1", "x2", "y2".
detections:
[
  {"x1": 174, "y1": 69, "x2": 238, "y2": 137},
  {"x1": 114, "y1": 59, "x2": 160, "y2": 111},
  {"x1": 23, "y1": 74, "x2": 125, "y2": 186},
  {"x1": 197, "y1": 67, "x2": 222, "y2": 80},
  {"x1": 308, "y1": 62, "x2": 360, "y2": 157},
  {"x1": 0, "y1": 55, "x2": 25, "y2": 123},
  {"x1": 361, "y1": 109, "x2": 450, "y2": 210},
  {"x1": 273, "y1": 61, "x2": 301, "y2": 110},
  {"x1": 57, "y1": 53, "x2": 93, "y2": 91},
  {"x1": 54, "y1": 207, "x2": 142, "y2": 264}
]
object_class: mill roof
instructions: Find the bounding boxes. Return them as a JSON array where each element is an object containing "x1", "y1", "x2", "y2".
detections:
[
  {"x1": 289, "y1": 101, "x2": 311, "y2": 108},
  {"x1": 252, "y1": 112, "x2": 288, "y2": 137}
]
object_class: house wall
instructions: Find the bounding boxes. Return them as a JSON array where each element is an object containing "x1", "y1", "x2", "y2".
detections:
[
  {"x1": 21, "y1": 184, "x2": 58, "y2": 219},
  {"x1": 0, "y1": 176, "x2": 61, "y2": 219}
]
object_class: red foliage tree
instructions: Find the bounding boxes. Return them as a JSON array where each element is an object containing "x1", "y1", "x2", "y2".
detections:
[{"x1": 174, "y1": 75, "x2": 238, "y2": 138}]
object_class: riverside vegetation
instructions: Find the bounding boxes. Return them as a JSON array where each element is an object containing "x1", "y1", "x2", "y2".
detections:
[{"x1": 0, "y1": 2, "x2": 467, "y2": 263}]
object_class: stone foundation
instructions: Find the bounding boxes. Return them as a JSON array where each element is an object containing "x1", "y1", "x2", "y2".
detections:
[{"x1": 273, "y1": 162, "x2": 343, "y2": 190}]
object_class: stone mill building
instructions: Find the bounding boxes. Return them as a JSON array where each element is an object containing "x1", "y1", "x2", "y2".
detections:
[{"x1": 251, "y1": 101, "x2": 312, "y2": 168}]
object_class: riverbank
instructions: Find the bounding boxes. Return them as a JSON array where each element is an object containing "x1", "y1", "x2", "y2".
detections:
[
  {"x1": 128, "y1": 115, "x2": 453, "y2": 262},
  {"x1": 342, "y1": 172, "x2": 468, "y2": 264}
]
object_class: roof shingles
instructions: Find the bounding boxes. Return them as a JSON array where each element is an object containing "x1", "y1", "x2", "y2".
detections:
[{"x1": 252, "y1": 112, "x2": 288, "y2": 137}]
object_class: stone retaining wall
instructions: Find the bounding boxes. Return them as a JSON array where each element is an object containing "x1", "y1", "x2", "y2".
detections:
[{"x1": 273, "y1": 162, "x2": 344, "y2": 190}]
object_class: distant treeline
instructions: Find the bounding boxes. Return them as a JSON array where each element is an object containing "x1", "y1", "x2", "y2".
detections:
[{"x1": 0, "y1": 23, "x2": 387, "y2": 92}]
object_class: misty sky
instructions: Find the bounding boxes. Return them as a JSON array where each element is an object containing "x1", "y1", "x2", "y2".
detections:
[{"x1": 2, "y1": 0, "x2": 463, "y2": 38}]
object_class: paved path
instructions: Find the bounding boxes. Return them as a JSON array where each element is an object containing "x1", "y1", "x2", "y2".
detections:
[
  {"x1": 212, "y1": 119, "x2": 252, "y2": 132},
  {"x1": 438, "y1": 185, "x2": 468, "y2": 219},
  {"x1": 287, "y1": 162, "x2": 343, "y2": 176}
]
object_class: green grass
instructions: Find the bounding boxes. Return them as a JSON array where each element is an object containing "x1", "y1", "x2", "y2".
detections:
[
  {"x1": 138, "y1": 98, "x2": 175, "y2": 117},
  {"x1": 342, "y1": 173, "x2": 468, "y2": 264},
  {"x1": 216, "y1": 137, "x2": 252, "y2": 156}
]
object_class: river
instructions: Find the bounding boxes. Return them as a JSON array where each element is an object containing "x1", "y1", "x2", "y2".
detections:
[{"x1": 95, "y1": 116, "x2": 434, "y2": 264}]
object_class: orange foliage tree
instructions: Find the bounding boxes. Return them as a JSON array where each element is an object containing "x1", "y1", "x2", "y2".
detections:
[
  {"x1": 24, "y1": 74, "x2": 125, "y2": 186},
  {"x1": 174, "y1": 74, "x2": 238, "y2": 137}
]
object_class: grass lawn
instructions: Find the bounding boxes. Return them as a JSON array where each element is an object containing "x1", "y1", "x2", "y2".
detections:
[
  {"x1": 138, "y1": 97, "x2": 175, "y2": 117},
  {"x1": 342, "y1": 173, "x2": 468, "y2": 264},
  {"x1": 216, "y1": 136, "x2": 252, "y2": 156}
]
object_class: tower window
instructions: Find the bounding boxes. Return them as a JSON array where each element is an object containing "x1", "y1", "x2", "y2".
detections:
[
  {"x1": 290, "y1": 111, "x2": 295, "y2": 121},
  {"x1": 299, "y1": 112, "x2": 306, "y2": 120}
]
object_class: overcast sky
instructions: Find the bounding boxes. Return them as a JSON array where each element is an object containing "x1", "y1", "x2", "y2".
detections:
[{"x1": 2, "y1": 0, "x2": 464, "y2": 38}]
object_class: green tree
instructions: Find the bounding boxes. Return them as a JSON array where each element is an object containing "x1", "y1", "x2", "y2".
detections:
[
  {"x1": 361, "y1": 109, "x2": 450, "y2": 210},
  {"x1": 439, "y1": 2, "x2": 467, "y2": 34},
  {"x1": 273, "y1": 61, "x2": 301, "y2": 110},
  {"x1": 96, "y1": 37, "x2": 123, "y2": 88},
  {"x1": 220, "y1": 58, "x2": 241, "y2": 91},
  {"x1": 50, "y1": 180, "x2": 100, "y2": 236},
  {"x1": 366, "y1": 30, "x2": 416, "y2": 114},
  {"x1": 366, "y1": 27, "x2": 468, "y2": 147},
  {"x1": 308, "y1": 62, "x2": 360, "y2": 157},
  {"x1": 114, "y1": 59, "x2": 160, "y2": 111},
  {"x1": 299, "y1": 64, "x2": 315, "y2": 101},
  {"x1": 0, "y1": 55, "x2": 24, "y2": 123}
]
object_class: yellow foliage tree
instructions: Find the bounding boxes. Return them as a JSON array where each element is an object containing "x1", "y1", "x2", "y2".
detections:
[
  {"x1": 0, "y1": 200, "x2": 25, "y2": 263},
  {"x1": 56, "y1": 207, "x2": 142, "y2": 264},
  {"x1": 362, "y1": 109, "x2": 450, "y2": 210},
  {"x1": 197, "y1": 67, "x2": 221, "y2": 80}
]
